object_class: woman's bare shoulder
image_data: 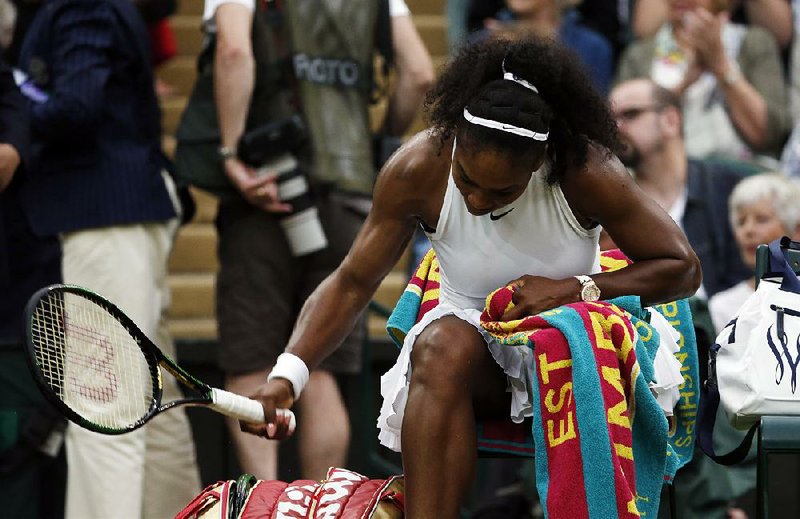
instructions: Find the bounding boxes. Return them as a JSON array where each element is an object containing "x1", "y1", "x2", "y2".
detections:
[
  {"x1": 373, "y1": 130, "x2": 451, "y2": 224},
  {"x1": 560, "y1": 143, "x2": 635, "y2": 224},
  {"x1": 564, "y1": 143, "x2": 629, "y2": 188},
  {"x1": 380, "y1": 130, "x2": 451, "y2": 185}
]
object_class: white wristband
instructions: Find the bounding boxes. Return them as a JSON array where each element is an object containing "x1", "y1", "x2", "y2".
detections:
[{"x1": 267, "y1": 352, "x2": 310, "y2": 399}]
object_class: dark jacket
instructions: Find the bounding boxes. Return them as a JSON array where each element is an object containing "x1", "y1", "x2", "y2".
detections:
[
  {"x1": 0, "y1": 58, "x2": 60, "y2": 343},
  {"x1": 684, "y1": 159, "x2": 752, "y2": 299},
  {"x1": 17, "y1": 0, "x2": 175, "y2": 236}
]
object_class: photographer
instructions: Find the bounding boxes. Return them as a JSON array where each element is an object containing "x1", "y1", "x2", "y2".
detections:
[{"x1": 191, "y1": 0, "x2": 434, "y2": 482}]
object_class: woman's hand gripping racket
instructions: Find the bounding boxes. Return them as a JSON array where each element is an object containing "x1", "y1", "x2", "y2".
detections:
[{"x1": 24, "y1": 284, "x2": 296, "y2": 437}]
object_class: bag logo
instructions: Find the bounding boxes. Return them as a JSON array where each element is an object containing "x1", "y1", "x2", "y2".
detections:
[{"x1": 767, "y1": 306, "x2": 800, "y2": 393}]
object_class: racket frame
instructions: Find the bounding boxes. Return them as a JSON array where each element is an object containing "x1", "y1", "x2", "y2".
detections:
[{"x1": 24, "y1": 284, "x2": 217, "y2": 435}]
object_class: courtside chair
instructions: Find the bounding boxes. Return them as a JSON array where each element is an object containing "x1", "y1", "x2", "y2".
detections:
[{"x1": 754, "y1": 242, "x2": 800, "y2": 518}]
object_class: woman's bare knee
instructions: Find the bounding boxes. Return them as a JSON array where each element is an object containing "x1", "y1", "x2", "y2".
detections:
[{"x1": 410, "y1": 317, "x2": 489, "y2": 388}]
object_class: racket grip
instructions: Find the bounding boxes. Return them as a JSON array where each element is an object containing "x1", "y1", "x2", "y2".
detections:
[{"x1": 209, "y1": 388, "x2": 296, "y2": 433}]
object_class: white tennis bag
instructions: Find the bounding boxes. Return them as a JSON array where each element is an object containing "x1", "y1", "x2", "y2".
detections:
[{"x1": 715, "y1": 238, "x2": 800, "y2": 430}]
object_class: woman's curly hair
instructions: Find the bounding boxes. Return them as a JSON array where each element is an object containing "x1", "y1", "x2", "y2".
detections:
[{"x1": 424, "y1": 34, "x2": 620, "y2": 183}]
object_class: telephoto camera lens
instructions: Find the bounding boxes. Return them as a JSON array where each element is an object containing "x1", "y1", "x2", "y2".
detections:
[{"x1": 257, "y1": 154, "x2": 327, "y2": 256}]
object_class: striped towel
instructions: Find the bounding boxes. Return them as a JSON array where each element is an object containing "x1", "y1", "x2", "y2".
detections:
[{"x1": 386, "y1": 249, "x2": 698, "y2": 518}]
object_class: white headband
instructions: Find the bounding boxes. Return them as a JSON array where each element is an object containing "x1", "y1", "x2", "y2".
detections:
[
  {"x1": 502, "y1": 58, "x2": 540, "y2": 93},
  {"x1": 463, "y1": 108, "x2": 549, "y2": 141},
  {"x1": 503, "y1": 72, "x2": 539, "y2": 93}
]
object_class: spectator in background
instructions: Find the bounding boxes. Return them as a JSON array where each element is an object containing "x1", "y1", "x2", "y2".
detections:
[
  {"x1": 710, "y1": 173, "x2": 800, "y2": 333},
  {"x1": 576, "y1": 0, "x2": 633, "y2": 64},
  {"x1": 381, "y1": 2, "x2": 437, "y2": 141},
  {"x1": 781, "y1": 118, "x2": 800, "y2": 174},
  {"x1": 447, "y1": 0, "x2": 471, "y2": 52},
  {"x1": 196, "y1": 0, "x2": 433, "y2": 483},
  {"x1": 132, "y1": 0, "x2": 180, "y2": 98},
  {"x1": 466, "y1": 0, "x2": 631, "y2": 69},
  {"x1": 0, "y1": 0, "x2": 14, "y2": 50},
  {"x1": 0, "y1": 53, "x2": 65, "y2": 519},
  {"x1": 610, "y1": 78, "x2": 751, "y2": 300},
  {"x1": 466, "y1": 0, "x2": 505, "y2": 35},
  {"x1": 787, "y1": 0, "x2": 800, "y2": 124},
  {"x1": 617, "y1": 0, "x2": 789, "y2": 163},
  {"x1": 17, "y1": 0, "x2": 201, "y2": 516},
  {"x1": 469, "y1": 0, "x2": 614, "y2": 94},
  {"x1": 148, "y1": 19, "x2": 178, "y2": 97},
  {"x1": 3, "y1": 0, "x2": 38, "y2": 65},
  {"x1": 632, "y1": 0, "x2": 793, "y2": 51},
  {"x1": 610, "y1": 77, "x2": 755, "y2": 519}
]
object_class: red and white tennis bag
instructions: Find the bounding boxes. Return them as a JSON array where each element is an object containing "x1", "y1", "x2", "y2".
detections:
[{"x1": 176, "y1": 467, "x2": 405, "y2": 519}]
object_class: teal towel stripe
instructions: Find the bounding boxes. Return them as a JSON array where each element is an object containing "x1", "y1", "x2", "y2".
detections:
[
  {"x1": 541, "y1": 307, "x2": 619, "y2": 519},
  {"x1": 530, "y1": 351, "x2": 551, "y2": 518}
]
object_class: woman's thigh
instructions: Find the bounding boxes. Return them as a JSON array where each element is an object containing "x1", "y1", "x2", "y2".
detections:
[{"x1": 412, "y1": 315, "x2": 511, "y2": 419}]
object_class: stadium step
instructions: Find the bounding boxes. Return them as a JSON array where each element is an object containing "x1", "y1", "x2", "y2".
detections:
[
  {"x1": 157, "y1": 56, "x2": 197, "y2": 101},
  {"x1": 168, "y1": 273, "x2": 216, "y2": 318},
  {"x1": 169, "y1": 223, "x2": 218, "y2": 273},
  {"x1": 161, "y1": 95, "x2": 188, "y2": 136}
]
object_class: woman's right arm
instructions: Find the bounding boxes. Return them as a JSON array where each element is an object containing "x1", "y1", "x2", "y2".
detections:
[
  {"x1": 240, "y1": 138, "x2": 430, "y2": 435},
  {"x1": 285, "y1": 154, "x2": 423, "y2": 369}
]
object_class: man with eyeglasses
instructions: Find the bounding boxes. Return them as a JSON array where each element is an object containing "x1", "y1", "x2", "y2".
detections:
[
  {"x1": 610, "y1": 78, "x2": 751, "y2": 301},
  {"x1": 610, "y1": 77, "x2": 754, "y2": 519}
]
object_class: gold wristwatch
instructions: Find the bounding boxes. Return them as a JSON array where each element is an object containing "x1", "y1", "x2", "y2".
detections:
[{"x1": 575, "y1": 275, "x2": 601, "y2": 302}]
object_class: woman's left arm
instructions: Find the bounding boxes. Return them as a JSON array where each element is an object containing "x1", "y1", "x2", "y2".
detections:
[
  {"x1": 564, "y1": 147, "x2": 702, "y2": 306},
  {"x1": 500, "y1": 148, "x2": 701, "y2": 322}
]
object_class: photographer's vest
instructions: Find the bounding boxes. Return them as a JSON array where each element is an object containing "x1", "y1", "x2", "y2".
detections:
[
  {"x1": 285, "y1": 0, "x2": 380, "y2": 195},
  {"x1": 175, "y1": 0, "x2": 383, "y2": 197},
  {"x1": 248, "y1": 0, "x2": 382, "y2": 194}
]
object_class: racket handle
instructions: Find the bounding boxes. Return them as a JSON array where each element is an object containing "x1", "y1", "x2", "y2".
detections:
[{"x1": 209, "y1": 388, "x2": 296, "y2": 433}]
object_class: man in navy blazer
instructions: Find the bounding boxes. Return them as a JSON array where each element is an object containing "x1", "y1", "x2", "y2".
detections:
[
  {"x1": 17, "y1": 1, "x2": 201, "y2": 517},
  {"x1": 18, "y1": 0, "x2": 175, "y2": 235}
]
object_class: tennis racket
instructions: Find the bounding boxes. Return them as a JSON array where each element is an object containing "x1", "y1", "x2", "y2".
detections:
[{"x1": 24, "y1": 284, "x2": 295, "y2": 436}]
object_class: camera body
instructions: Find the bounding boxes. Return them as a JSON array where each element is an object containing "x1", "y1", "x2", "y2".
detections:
[
  {"x1": 237, "y1": 115, "x2": 307, "y2": 168},
  {"x1": 237, "y1": 116, "x2": 328, "y2": 256}
]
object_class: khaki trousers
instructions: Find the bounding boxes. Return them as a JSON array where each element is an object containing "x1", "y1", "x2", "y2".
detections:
[{"x1": 61, "y1": 218, "x2": 201, "y2": 519}]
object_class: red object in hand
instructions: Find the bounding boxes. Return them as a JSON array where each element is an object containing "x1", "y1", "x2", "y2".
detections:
[{"x1": 149, "y1": 18, "x2": 178, "y2": 66}]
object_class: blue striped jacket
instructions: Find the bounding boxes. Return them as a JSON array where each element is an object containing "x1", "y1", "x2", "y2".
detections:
[{"x1": 18, "y1": 0, "x2": 176, "y2": 236}]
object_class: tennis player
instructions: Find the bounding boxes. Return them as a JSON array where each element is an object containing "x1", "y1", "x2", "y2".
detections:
[{"x1": 242, "y1": 35, "x2": 701, "y2": 518}]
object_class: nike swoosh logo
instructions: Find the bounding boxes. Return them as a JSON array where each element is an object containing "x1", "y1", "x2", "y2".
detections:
[{"x1": 489, "y1": 208, "x2": 514, "y2": 221}]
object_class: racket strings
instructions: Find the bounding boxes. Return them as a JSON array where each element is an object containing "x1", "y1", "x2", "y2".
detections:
[{"x1": 30, "y1": 291, "x2": 156, "y2": 432}]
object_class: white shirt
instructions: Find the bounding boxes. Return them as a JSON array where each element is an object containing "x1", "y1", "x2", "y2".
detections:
[
  {"x1": 667, "y1": 186, "x2": 688, "y2": 229},
  {"x1": 665, "y1": 186, "x2": 709, "y2": 300},
  {"x1": 428, "y1": 145, "x2": 601, "y2": 310},
  {"x1": 708, "y1": 279, "x2": 753, "y2": 334}
]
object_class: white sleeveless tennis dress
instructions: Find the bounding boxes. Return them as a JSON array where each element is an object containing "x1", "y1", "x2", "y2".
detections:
[{"x1": 376, "y1": 144, "x2": 602, "y2": 451}]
